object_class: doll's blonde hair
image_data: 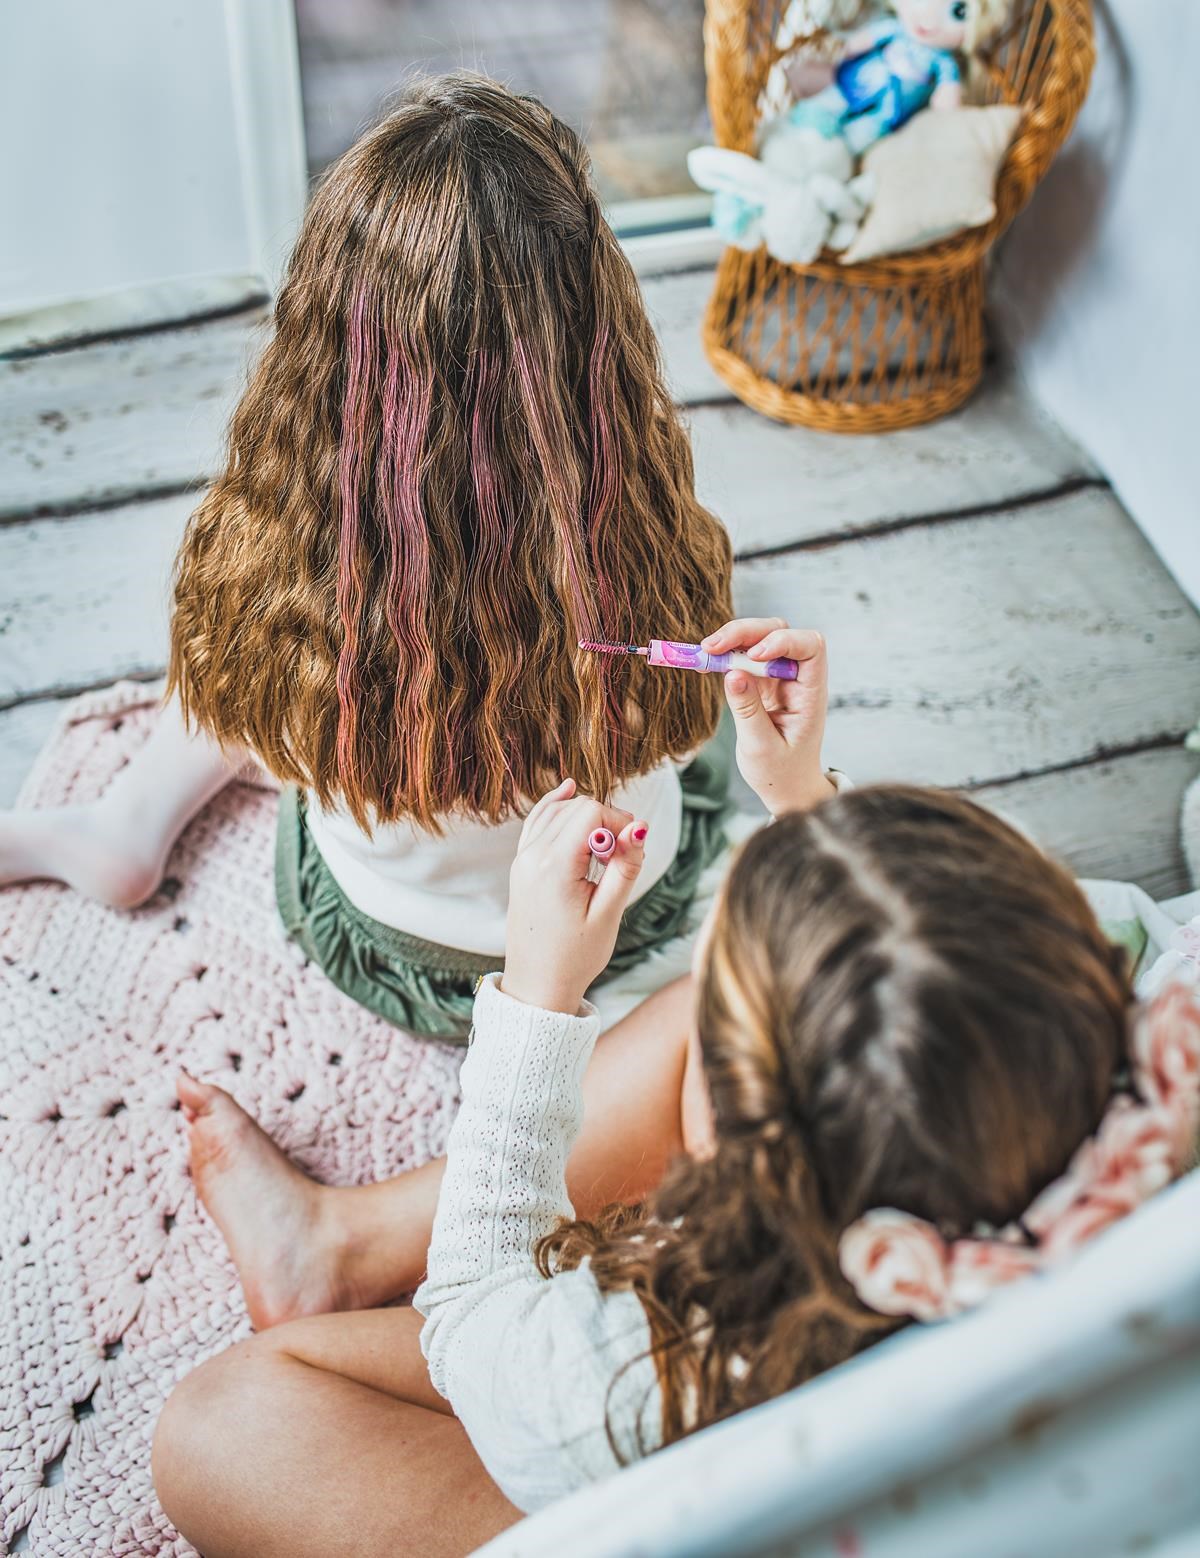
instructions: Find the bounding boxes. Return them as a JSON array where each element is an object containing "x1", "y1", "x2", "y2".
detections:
[
  {"x1": 168, "y1": 74, "x2": 732, "y2": 832},
  {"x1": 967, "y1": 0, "x2": 1014, "y2": 52}
]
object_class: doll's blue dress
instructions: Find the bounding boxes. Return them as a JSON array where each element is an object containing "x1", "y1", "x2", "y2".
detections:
[{"x1": 793, "y1": 19, "x2": 962, "y2": 152}]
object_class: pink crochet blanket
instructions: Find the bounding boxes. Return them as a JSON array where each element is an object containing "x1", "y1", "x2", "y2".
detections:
[{"x1": 0, "y1": 684, "x2": 464, "y2": 1557}]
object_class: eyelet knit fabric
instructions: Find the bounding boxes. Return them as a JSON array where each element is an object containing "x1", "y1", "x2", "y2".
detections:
[
  {"x1": 415, "y1": 976, "x2": 659, "y2": 1513},
  {"x1": 0, "y1": 684, "x2": 465, "y2": 1557}
]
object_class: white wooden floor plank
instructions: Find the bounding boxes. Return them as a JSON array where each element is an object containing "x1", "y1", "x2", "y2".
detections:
[
  {"x1": 0, "y1": 314, "x2": 265, "y2": 518},
  {"x1": 0, "y1": 282, "x2": 721, "y2": 520},
  {"x1": 731, "y1": 746, "x2": 1199, "y2": 903},
  {"x1": 975, "y1": 746, "x2": 1199, "y2": 900},
  {"x1": 1, "y1": 275, "x2": 1095, "y2": 565},
  {"x1": 1, "y1": 265, "x2": 1095, "y2": 545},
  {"x1": 0, "y1": 276, "x2": 720, "y2": 513},
  {"x1": 736, "y1": 486, "x2": 1200, "y2": 789},
  {"x1": 0, "y1": 276, "x2": 267, "y2": 357},
  {"x1": 0, "y1": 494, "x2": 188, "y2": 703},
  {"x1": 7, "y1": 485, "x2": 1198, "y2": 803},
  {"x1": 640, "y1": 267, "x2": 728, "y2": 405},
  {"x1": 0, "y1": 698, "x2": 63, "y2": 806},
  {"x1": 690, "y1": 377, "x2": 1096, "y2": 556},
  {"x1": 4, "y1": 703, "x2": 1192, "y2": 899}
]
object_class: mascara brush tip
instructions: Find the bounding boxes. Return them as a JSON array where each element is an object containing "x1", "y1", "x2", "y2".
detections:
[{"x1": 578, "y1": 640, "x2": 638, "y2": 656}]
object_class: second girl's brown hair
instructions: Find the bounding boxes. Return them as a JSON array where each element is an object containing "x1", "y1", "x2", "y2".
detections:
[
  {"x1": 541, "y1": 787, "x2": 1131, "y2": 1447},
  {"x1": 168, "y1": 73, "x2": 732, "y2": 830}
]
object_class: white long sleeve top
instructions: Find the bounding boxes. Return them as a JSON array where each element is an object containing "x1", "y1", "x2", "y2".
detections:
[
  {"x1": 413, "y1": 973, "x2": 662, "y2": 1512},
  {"x1": 413, "y1": 773, "x2": 856, "y2": 1509}
]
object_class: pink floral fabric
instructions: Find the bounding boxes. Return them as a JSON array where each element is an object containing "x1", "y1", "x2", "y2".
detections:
[
  {"x1": 840, "y1": 977, "x2": 1200, "y2": 1323},
  {"x1": 1130, "y1": 979, "x2": 1200, "y2": 1159},
  {"x1": 838, "y1": 1210, "x2": 1039, "y2": 1322}
]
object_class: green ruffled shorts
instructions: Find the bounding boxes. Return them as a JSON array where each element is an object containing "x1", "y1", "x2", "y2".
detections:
[{"x1": 275, "y1": 737, "x2": 731, "y2": 1044}]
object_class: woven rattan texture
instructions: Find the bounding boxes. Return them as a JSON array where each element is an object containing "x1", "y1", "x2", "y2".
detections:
[
  {"x1": 701, "y1": 0, "x2": 1095, "y2": 429},
  {"x1": 0, "y1": 685, "x2": 463, "y2": 1556}
]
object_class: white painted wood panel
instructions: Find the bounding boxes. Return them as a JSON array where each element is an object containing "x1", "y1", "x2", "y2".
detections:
[
  {"x1": 0, "y1": 277, "x2": 267, "y2": 359},
  {"x1": 0, "y1": 276, "x2": 722, "y2": 522},
  {"x1": 976, "y1": 746, "x2": 1199, "y2": 899},
  {"x1": 0, "y1": 282, "x2": 722, "y2": 517},
  {"x1": 0, "y1": 495, "x2": 187, "y2": 703},
  {"x1": 640, "y1": 267, "x2": 728, "y2": 405},
  {"x1": 6, "y1": 486, "x2": 1197, "y2": 799},
  {"x1": 736, "y1": 487, "x2": 1200, "y2": 787},
  {"x1": 689, "y1": 378, "x2": 1096, "y2": 556},
  {"x1": 721, "y1": 746, "x2": 1197, "y2": 900},
  {"x1": 0, "y1": 316, "x2": 265, "y2": 518},
  {"x1": 4, "y1": 704, "x2": 1194, "y2": 898},
  {"x1": 0, "y1": 698, "x2": 63, "y2": 807},
  {"x1": 1, "y1": 287, "x2": 1093, "y2": 564}
]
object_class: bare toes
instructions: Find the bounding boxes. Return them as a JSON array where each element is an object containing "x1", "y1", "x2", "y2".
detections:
[{"x1": 177, "y1": 1071, "x2": 220, "y2": 1117}]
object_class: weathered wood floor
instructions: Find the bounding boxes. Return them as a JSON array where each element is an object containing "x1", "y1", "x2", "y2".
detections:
[{"x1": 2, "y1": 269, "x2": 1198, "y2": 893}]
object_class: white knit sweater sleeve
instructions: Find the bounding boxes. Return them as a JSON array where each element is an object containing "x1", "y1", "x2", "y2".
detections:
[{"x1": 413, "y1": 974, "x2": 661, "y2": 1513}]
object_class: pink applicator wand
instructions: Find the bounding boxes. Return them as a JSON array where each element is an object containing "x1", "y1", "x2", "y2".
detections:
[
  {"x1": 586, "y1": 826, "x2": 616, "y2": 884},
  {"x1": 579, "y1": 638, "x2": 799, "y2": 682},
  {"x1": 588, "y1": 827, "x2": 617, "y2": 861}
]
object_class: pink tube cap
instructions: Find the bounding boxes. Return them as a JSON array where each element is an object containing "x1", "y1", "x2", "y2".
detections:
[{"x1": 588, "y1": 827, "x2": 617, "y2": 861}]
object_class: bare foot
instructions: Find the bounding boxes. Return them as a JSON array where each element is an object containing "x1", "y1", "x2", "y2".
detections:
[
  {"x1": 0, "y1": 802, "x2": 166, "y2": 907},
  {"x1": 178, "y1": 1075, "x2": 377, "y2": 1329}
]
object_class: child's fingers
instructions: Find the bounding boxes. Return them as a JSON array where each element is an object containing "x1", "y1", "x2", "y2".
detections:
[
  {"x1": 724, "y1": 671, "x2": 779, "y2": 753},
  {"x1": 543, "y1": 796, "x2": 634, "y2": 849},
  {"x1": 528, "y1": 777, "x2": 576, "y2": 821},
  {"x1": 520, "y1": 778, "x2": 577, "y2": 845},
  {"x1": 701, "y1": 617, "x2": 786, "y2": 653},
  {"x1": 591, "y1": 819, "x2": 648, "y2": 918},
  {"x1": 747, "y1": 627, "x2": 826, "y2": 665}
]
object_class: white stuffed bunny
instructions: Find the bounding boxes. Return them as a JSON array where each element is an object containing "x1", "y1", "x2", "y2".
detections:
[{"x1": 688, "y1": 124, "x2": 873, "y2": 267}]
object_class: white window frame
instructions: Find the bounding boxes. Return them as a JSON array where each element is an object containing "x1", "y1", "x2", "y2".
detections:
[{"x1": 1, "y1": 0, "x2": 719, "y2": 353}]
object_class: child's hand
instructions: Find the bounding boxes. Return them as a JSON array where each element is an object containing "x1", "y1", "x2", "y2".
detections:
[
  {"x1": 931, "y1": 82, "x2": 964, "y2": 111},
  {"x1": 702, "y1": 618, "x2": 835, "y2": 817},
  {"x1": 502, "y1": 780, "x2": 648, "y2": 1015}
]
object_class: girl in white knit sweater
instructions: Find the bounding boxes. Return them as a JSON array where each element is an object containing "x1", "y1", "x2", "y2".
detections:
[{"x1": 152, "y1": 619, "x2": 1200, "y2": 1557}]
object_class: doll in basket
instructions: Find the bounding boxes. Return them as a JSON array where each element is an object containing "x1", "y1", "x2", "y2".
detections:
[{"x1": 793, "y1": 0, "x2": 1011, "y2": 155}]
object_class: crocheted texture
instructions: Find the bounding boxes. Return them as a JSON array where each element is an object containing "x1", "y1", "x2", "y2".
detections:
[{"x1": 0, "y1": 684, "x2": 464, "y2": 1557}]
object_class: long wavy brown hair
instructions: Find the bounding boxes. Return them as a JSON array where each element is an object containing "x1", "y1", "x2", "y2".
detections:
[
  {"x1": 540, "y1": 786, "x2": 1132, "y2": 1449},
  {"x1": 168, "y1": 73, "x2": 732, "y2": 831}
]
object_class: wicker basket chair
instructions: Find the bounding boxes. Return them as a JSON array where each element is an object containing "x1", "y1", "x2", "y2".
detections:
[{"x1": 700, "y1": 0, "x2": 1095, "y2": 431}]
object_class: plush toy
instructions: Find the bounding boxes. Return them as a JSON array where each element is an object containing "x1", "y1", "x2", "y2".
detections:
[
  {"x1": 690, "y1": 0, "x2": 1012, "y2": 265},
  {"x1": 791, "y1": 0, "x2": 1012, "y2": 155},
  {"x1": 761, "y1": 0, "x2": 878, "y2": 123},
  {"x1": 688, "y1": 125, "x2": 874, "y2": 266}
]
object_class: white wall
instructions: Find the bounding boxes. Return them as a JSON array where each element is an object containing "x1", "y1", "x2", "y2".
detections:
[
  {"x1": 0, "y1": 0, "x2": 307, "y2": 344},
  {"x1": 995, "y1": 0, "x2": 1200, "y2": 606}
]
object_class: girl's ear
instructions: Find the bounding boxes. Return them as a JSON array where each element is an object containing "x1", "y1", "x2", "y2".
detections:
[{"x1": 687, "y1": 147, "x2": 773, "y2": 200}]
